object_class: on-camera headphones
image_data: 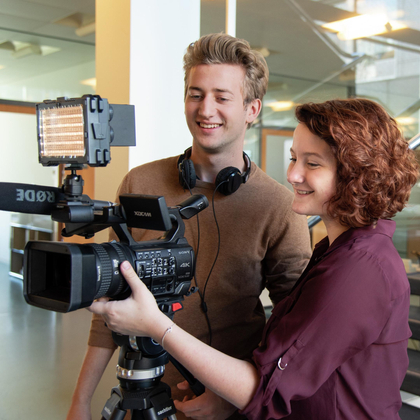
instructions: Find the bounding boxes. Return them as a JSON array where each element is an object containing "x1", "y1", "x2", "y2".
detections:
[{"x1": 177, "y1": 147, "x2": 251, "y2": 195}]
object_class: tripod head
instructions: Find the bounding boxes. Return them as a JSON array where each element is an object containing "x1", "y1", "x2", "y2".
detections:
[{"x1": 101, "y1": 300, "x2": 204, "y2": 420}]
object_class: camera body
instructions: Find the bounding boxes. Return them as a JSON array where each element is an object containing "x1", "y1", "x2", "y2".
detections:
[
  {"x1": 24, "y1": 238, "x2": 194, "y2": 313},
  {"x1": 24, "y1": 193, "x2": 208, "y2": 313}
]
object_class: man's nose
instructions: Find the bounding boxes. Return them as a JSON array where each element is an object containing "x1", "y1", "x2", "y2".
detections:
[{"x1": 198, "y1": 97, "x2": 216, "y2": 118}]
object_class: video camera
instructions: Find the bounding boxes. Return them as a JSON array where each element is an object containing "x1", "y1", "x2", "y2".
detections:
[{"x1": 0, "y1": 94, "x2": 209, "y2": 313}]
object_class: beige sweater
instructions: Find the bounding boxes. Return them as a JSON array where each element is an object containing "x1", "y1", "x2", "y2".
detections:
[{"x1": 88, "y1": 155, "x2": 311, "y2": 416}]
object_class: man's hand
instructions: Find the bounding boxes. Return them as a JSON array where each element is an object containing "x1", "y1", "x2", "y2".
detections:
[{"x1": 174, "y1": 381, "x2": 237, "y2": 419}]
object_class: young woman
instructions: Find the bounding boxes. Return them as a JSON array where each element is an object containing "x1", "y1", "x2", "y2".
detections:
[{"x1": 89, "y1": 98, "x2": 419, "y2": 419}]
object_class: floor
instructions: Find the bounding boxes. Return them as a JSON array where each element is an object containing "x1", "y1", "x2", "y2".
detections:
[{"x1": 0, "y1": 262, "x2": 119, "y2": 420}]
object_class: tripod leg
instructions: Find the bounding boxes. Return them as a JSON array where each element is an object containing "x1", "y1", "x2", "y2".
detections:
[{"x1": 101, "y1": 387, "x2": 127, "y2": 420}]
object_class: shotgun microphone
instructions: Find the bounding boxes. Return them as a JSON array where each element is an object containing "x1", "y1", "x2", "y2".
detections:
[{"x1": 0, "y1": 182, "x2": 63, "y2": 215}]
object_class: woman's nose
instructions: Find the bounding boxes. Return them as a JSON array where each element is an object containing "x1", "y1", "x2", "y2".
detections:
[{"x1": 286, "y1": 162, "x2": 304, "y2": 185}]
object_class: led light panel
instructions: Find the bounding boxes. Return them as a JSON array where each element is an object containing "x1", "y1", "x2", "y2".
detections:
[{"x1": 39, "y1": 105, "x2": 85, "y2": 158}]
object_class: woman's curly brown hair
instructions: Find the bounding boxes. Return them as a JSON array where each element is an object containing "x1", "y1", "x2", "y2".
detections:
[{"x1": 295, "y1": 98, "x2": 419, "y2": 228}]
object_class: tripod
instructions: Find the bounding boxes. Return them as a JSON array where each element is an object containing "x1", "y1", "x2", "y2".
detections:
[{"x1": 101, "y1": 332, "x2": 204, "y2": 420}]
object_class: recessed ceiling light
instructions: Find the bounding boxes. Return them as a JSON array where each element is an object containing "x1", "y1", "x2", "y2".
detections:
[
  {"x1": 396, "y1": 117, "x2": 416, "y2": 125},
  {"x1": 266, "y1": 101, "x2": 294, "y2": 111},
  {"x1": 322, "y1": 14, "x2": 407, "y2": 40},
  {"x1": 81, "y1": 78, "x2": 96, "y2": 88}
]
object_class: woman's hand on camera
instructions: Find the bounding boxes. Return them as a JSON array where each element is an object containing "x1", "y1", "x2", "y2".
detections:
[{"x1": 88, "y1": 261, "x2": 170, "y2": 340}]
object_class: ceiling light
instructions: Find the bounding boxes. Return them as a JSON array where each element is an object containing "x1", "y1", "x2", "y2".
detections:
[
  {"x1": 0, "y1": 40, "x2": 60, "y2": 59},
  {"x1": 54, "y1": 13, "x2": 95, "y2": 37},
  {"x1": 254, "y1": 47, "x2": 271, "y2": 57},
  {"x1": 0, "y1": 65, "x2": 5, "y2": 70},
  {"x1": 41, "y1": 46, "x2": 61, "y2": 56},
  {"x1": 81, "y1": 78, "x2": 97, "y2": 88},
  {"x1": 0, "y1": 41, "x2": 15, "y2": 51},
  {"x1": 12, "y1": 44, "x2": 42, "y2": 59},
  {"x1": 75, "y1": 22, "x2": 96, "y2": 37},
  {"x1": 266, "y1": 101, "x2": 294, "y2": 111},
  {"x1": 322, "y1": 14, "x2": 407, "y2": 40},
  {"x1": 396, "y1": 117, "x2": 416, "y2": 126}
]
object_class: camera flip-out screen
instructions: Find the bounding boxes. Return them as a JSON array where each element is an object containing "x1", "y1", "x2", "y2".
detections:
[{"x1": 37, "y1": 95, "x2": 136, "y2": 167}]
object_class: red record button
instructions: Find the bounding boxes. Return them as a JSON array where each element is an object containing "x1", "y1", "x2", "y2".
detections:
[{"x1": 172, "y1": 302, "x2": 183, "y2": 312}]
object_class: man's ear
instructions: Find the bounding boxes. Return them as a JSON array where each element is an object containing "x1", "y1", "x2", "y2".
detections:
[{"x1": 245, "y1": 99, "x2": 262, "y2": 125}]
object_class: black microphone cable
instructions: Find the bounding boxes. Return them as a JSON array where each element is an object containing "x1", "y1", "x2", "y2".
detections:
[
  {"x1": 180, "y1": 171, "x2": 229, "y2": 347},
  {"x1": 180, "y1": 172, "x2": 213, "y2": 345},
  {"x1": 199, "y1": 181, "x2": 227, "y2": 347}
]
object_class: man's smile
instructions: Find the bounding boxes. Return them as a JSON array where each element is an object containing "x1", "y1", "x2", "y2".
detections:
[{"x1": 198, "y1": 122, "x2": 222, "y2": 129}]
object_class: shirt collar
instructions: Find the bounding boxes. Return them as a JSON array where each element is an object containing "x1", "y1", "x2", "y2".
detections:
[{"x1": 314, "y1": 219, "x2": 396, "y2": 257}]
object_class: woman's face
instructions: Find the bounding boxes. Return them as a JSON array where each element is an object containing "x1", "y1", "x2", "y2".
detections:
[{"x1": 287, "y1": 123, "x2": 338, "y2": 221}]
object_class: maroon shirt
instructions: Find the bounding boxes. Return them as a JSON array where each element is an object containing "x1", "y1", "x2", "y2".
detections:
[{"x1": 242, "y1": 220, "x2": 410, "y2": 419}]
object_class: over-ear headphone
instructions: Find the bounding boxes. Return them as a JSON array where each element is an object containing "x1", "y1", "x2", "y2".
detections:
[{"x1": 178, "y1": 147, "x2": 251, "y2": 195}]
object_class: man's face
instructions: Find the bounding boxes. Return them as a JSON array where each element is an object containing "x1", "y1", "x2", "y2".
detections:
[{"x1": 185, "y1": 64, "x2": 259, "y2": 155}]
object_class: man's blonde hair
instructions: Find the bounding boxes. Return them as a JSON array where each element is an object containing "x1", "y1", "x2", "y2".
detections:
[{"x1": 183, "y1": 33, "x2": 269, "y2": 107}]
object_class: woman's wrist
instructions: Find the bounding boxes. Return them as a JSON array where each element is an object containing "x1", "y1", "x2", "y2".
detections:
[
  {"x1": 151, "y1": 312, "x2": 177, "y2": 345},
  {"x1": 160, "y1": 322, "x2": 176, "y2": 349}
]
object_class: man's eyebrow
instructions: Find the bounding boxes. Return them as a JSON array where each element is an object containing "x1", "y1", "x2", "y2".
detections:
[
  {"x1": 188, "y1": 86, "x2": 234, "y2": 95},
  {"x1": 214, "y1": 88, "x2": 234, "y2": 95}
]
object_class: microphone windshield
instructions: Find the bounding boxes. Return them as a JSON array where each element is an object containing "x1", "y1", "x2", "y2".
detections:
[{"x1": 0, "y1": 183, "x2": 62, "y2": 215}]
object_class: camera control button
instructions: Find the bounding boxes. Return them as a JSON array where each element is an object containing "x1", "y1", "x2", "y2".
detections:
[
  {"x1": 135, "y1": 262, "x2": 145, "y2": 277},
  {"x1": 172, "y1": 302, "x2": 183, "y2": 312}
]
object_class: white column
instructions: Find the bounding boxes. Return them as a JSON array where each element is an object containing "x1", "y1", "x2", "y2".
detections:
[
  {"x1": 225, "y1": 0, "x2": 236, "y2": 36},
  {"x1": 94, "y1": 0, "x2": 200, "y2": 243},
  {"x1": 129, "y1": 0, "x2": 200, "y2": 169}
]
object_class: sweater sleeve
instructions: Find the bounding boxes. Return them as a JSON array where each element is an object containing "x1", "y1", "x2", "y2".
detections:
[
  {"x1": 242, "y1": 248, "x2": 397, "y2": 419},
  {"x1": 88, "y1": 313, "x2": 118, "y2": 349},
  {"x1": 87, "y1": 172, "x2": 132, "y2": 350}
]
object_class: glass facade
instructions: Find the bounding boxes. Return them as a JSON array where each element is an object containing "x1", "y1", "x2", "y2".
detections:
[
  {"x1": 1, "y1": 0, "x2": 420, "y2": 263},
  {"x1": 201, "y1": 0, "x2": 420, "y2": 266},
  {"x1": 0, "y1": 25, "x2": 95, "y2": 103}
]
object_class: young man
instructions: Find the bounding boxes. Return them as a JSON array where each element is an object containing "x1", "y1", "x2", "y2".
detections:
[{"x1": 67, "y1": 33, "x2": 311, "y2": 420}]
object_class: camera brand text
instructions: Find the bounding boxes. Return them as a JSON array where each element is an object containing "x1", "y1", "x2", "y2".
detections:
[{"x1": 134, "y1": 211, "x2": 152, "y2": 217}]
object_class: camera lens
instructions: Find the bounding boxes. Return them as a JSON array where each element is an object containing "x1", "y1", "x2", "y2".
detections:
[{"x1": 90, "y1": 243, "x2": 133, "y2": 299}]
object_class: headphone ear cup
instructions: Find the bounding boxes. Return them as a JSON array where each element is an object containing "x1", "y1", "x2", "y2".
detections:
[
  {"x1": 215, "y1": 166, "x2": 242, "y2": 196},
  {"x1": 179, "y1": 159, "x2": 196, "y2": 189}
]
